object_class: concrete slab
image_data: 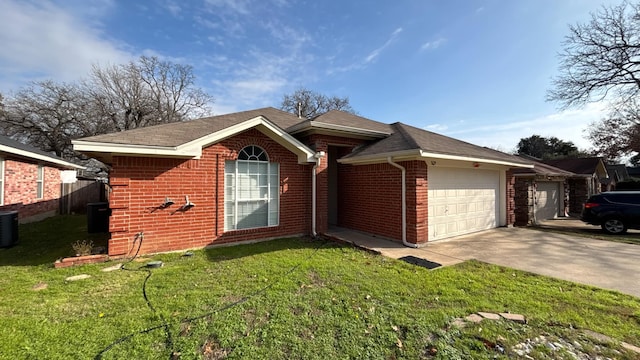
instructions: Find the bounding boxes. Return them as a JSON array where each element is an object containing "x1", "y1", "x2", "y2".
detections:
[{"x1": 326, "y1": 226, "x2": 640, "y2": 298}]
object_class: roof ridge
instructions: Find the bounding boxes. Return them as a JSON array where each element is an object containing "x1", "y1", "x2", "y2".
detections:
[{"x1": 391, "y1": 122, "x2": 420, "y2": 149}]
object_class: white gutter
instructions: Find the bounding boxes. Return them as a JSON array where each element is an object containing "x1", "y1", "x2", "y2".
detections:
[
  {"x1": 387, "y1": 157, "x2": 418, "y2": 248},
  {"x1": 0, "y1": 144, "x2": 84, "y2": 170},
  {"x1": 311, "y1": 151, "x2": 325, "y2": 237},
  {"x1": 340, "y1": 149, "x2": 533, "y2": 168}
]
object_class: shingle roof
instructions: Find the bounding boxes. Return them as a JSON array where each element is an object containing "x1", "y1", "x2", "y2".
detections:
[
  {"x1": 74, "y1": 107, "x2": 531, "y2": 167},
  {"x1": 307, "y1": 110, "x2": 394, "y2": 134},
  {"x1": 542, "y1": 157, "x2": 604, "y2": 175},
  {"x1": 341, "y1": 122, "x2": 531, "y2": 166},
  {"x1": 605, "y1": 164, "x2": 630, "y2": 182},
  {"x1": 510, "y1": 157, "x2": 574, "y2": 176},
  {"x1": 78, "y1": 107, "x2": 303, "y2": 147},
  {"x1": 0, "y1": 135, "x2": 82, "y2": 169}
]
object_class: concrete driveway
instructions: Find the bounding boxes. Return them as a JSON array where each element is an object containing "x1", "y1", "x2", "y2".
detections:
[{"x1": 328, "y1": 226, "x2": 640, "y2": 298}]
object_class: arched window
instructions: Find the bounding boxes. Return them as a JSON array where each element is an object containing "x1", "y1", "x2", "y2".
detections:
[{"x1": 224, "y1": 146, "x2": 279, "y2": 231}]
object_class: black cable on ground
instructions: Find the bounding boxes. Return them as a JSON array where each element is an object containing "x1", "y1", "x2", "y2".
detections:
[
  {"x1": 94, "y1": 237, "x2": 334, "y2": 360},
  {"x1": 96, "y1": 232, "x2": 175, "y2": 359}
]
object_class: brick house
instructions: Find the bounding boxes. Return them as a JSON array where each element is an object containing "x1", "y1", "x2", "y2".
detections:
[
  {"x1": 0, "y1": 135, "x2": 84, "y2": 223},
  {"x1": 542, "y1": 157, "x2": 608, "y2": 215},
  {"x1": 73, "y1": 108, "x2": 532, "y2": 256},
  {"x1": 511, "y1": 159, "x2": 574, "y2": 225}
]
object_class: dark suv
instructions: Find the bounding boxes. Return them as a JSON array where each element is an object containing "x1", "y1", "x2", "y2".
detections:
[{"x1": 581, "y1": 191, "x2": 640, "y2": 234}]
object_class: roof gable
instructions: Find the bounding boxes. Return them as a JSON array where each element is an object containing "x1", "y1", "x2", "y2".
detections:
[
  {"x1": 542, "y1": 157, "x2": 608, "y2": 176},
  {"x1": 73, "y1": 111, "x2": 316, "y2": 164},
  {"x1": 511, "y1": 157, "x2": 575, "y2": 176}
]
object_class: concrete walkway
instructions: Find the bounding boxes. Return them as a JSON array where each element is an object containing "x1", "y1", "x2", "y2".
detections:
[{"x1": 326, "y1": 226, "x2": 640, "y2": 298}]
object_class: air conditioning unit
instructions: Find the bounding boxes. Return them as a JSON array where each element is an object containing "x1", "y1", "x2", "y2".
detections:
[{"x1": 0, "y1": 211, "x2": 18, "y2": 248}]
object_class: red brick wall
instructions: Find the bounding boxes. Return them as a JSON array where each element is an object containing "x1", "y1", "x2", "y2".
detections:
[
  {"x1": 337, "y1": 160, "x2": 427, "y2": 245},
  {"x1": 0, "y1": 159, "x2": 61, "y2": 221},
  {"x1": 301, "y1": 134, "x2": 368, "y2": 234},
  {"x1": 107, "y1": 129, "x2": 312, "y2": 256}
]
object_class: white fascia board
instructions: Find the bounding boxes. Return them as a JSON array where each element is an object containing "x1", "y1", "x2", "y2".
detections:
[
  {"x1": 0, "y1": 144, "x2": 85, "y2": 169},
  {"x1": 419, "y1": 151, "x2": 534, "y2": 168},
  {"x1": 73, "y1": 116, "x2": 317, "y2": 164},
  {"x1": 72, "y1": 140, "x2": 198, "y2": 158},
  {"x1": 338, "y1": 149, "x2": 533, "y2": 168},
  {"x1": 289, "y1": 121, "x2": 390, "y2": 138},
  {"x1": 337, "y1": 150, "x2": 422, "y2": 164}
]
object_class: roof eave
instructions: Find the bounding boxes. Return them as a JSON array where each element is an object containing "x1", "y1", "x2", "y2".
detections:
[
  {"x1": 0, "y1": 144, "x2": 84, "y2": 170},
  {"x1": 288, "y1": 121, "x2": 390, "y2": 139},
  {"x1": 339, "y1": 149, "x2": 533, "y2": 168},
  {"x1": 72, "y1": 116, "x2": 317, "y2": 165}
]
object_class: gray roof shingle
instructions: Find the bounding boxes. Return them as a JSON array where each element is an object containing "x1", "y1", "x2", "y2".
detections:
[
  {"x1": 0, "y1": 135, "x2": 81, "y2": 169},
  {"x1": 78, "y1": 107, "x2": 303, "y2": 147},
  {"x1": 75, "y1": 107, "x2": 531, "y2": 166},
  {"x1": 342, "y1": 122, "x2": 531, "y2": 165}
]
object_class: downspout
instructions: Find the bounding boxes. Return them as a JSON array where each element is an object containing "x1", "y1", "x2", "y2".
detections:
[
  {"x1": 311, "y1": 151, "x2": 325, "y2": 237},
  {"x1": 387, "y1": 157, "x2": 418, "y2": 248}
]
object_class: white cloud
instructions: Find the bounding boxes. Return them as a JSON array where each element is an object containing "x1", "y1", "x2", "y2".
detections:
[
  {"x1": 420, "y1": 37, "x2": 446, "y2": 51},
  {"x1": 365, "y1": 28, "x2": 403, "y2": 63},
  {"x1": 204, "y1": 0, "x2": 251, "y2": 15},
  {"x1": 0, "y1": 0, "x2": 132, "y2": 92},
  {"x1": 162, "y1": 0, "x2": 182, "y2": 17},
  {"x1": 425, "y1": 124, "x2": 448, "y2": 132},
  {"x1": 441, "y1": 103, "x2": 607, "y2": 152}
]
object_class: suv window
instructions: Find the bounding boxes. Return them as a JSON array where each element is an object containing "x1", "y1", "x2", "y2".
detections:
[{"x1": 601, "y1": 192, "x2": 640, "y2": 204}]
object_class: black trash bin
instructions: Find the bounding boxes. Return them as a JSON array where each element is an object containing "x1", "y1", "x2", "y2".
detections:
[
  {"x1": 0, "y1": 211, "x2": 18, "y2": 248},
  {"x1": 87, "y1": 202, "x2": 110, "y2": 233}
]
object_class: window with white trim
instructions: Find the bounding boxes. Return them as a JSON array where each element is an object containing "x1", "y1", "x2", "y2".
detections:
[
  {"x1": 36, "y1": 164, "x2": 44, "y2": 199},
  {"x1": 0, "y1": 158, "x2": 4, "y2": 205},
  {"x1": 224, "y1": 145, "x2": 279, "y2": 231}
]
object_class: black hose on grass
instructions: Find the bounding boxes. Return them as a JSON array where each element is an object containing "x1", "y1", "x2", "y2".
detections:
[{"x1": 95, "y1": 237, "x2": 334, "y2": 359}]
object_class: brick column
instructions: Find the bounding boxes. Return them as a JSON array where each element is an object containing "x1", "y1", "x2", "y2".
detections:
[
  {"x1": 405, "y1": 161, "x2": 428, "y2": 245},
  {"x1": 506, "y1": 170, "x2": 516, "y2": 226}
]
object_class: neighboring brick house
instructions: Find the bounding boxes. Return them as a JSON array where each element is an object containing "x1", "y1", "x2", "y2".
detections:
[
  {"x1": 542, "y1": 157, "x2": 609, "y2": 215},
  {"x1": 603, "y1": 164, "x2": 630, "y2": 191},
  {"x1": 73, "y1": 108, "x2": 532, "y2": 256},
  {"x1": 511, "y1": 159, "x2": 574, "y2": 226},
  {"x1": 0, "y1": 135, "x2": 83, "y2": 223}
]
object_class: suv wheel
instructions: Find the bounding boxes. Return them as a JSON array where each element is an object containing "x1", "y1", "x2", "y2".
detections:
[{"x1": 602, "y1": 218, "x2": 627, "y2": 235}]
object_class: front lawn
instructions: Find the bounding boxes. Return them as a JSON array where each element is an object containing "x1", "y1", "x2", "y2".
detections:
[{"x1": 1, "y1": 216, "x2": 639, "y2": 359}]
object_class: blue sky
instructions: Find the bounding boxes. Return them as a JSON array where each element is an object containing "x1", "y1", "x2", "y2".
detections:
[{"x1": 0, "y1": 0, "x2": 618, "y2": 153}]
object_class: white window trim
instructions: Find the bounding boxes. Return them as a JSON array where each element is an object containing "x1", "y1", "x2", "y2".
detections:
[
  {"x1": 224, "y1": 147, "x2": 280, "y2": 231},
  {"x1": 0, "y1": 158, "x2": 4, "y2": 206},
  {"x1": 36, "y1": 164, "x2": 44, "y2": 199}
]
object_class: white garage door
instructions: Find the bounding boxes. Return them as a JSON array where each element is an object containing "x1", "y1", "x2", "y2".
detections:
[
  {"x1": 428, "y1": 167, "x2": 500, "y2": 241},
  {"x1": 535, "y1": 182, "x2": 560, "y2": 221}
]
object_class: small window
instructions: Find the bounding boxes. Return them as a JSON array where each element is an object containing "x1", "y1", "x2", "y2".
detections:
[{"x1": 36, "y1": 164, "x2": 44, "y2": 199}]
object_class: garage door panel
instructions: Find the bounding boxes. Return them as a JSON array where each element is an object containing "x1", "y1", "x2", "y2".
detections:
[
  {"x1": 428, "y1": 167, "x2": 500, "y2": 241},
  {"x1": 535, "y1": 182, "x2": 561, "y2": 221}
]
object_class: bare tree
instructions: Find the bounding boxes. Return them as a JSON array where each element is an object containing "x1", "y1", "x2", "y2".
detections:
[
  {"x1": 548, "y1": 1, "x2": 640, "y2": 159},
  {"x1": 85, "y1": 56, "x2": 213, "y2": 132},
  {"x1": 588, "y1": 102, "x2": 640, "y2": 160},
  {"x1": 280, "y1": 87, "x2": 355, "y2": 119},
  {"x1": 548, "y1": 1, "x2": 640, "y2": 108},
  {"x1": 0, "y1": 56, "x2": 214, "y2": 166},
  {"x1": 1, "y1": 80, "x2": 87, "y2": 158}
]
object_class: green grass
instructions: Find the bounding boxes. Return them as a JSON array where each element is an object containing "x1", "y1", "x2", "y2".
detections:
[{"x1": 1, "y1": 215, "x2": 640, "y2": 359}]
